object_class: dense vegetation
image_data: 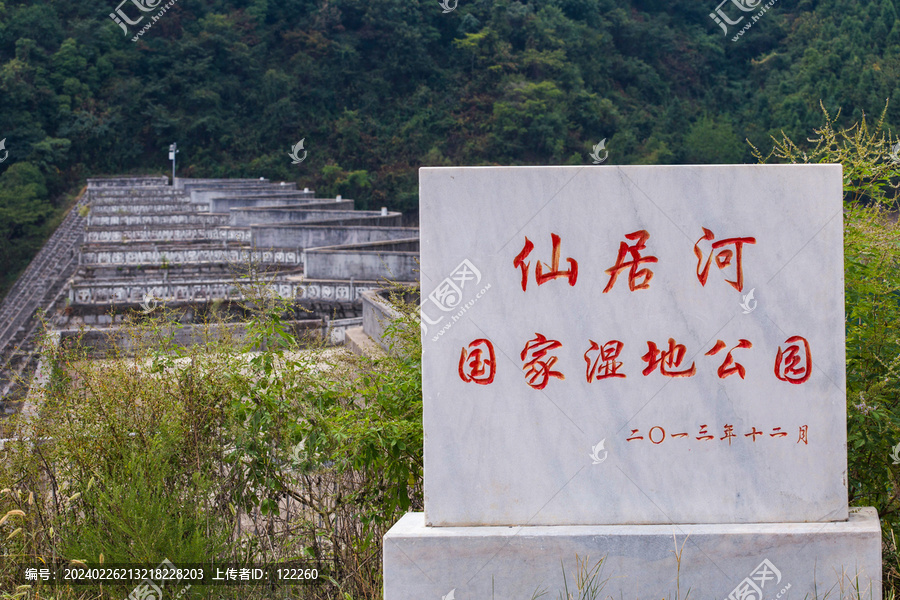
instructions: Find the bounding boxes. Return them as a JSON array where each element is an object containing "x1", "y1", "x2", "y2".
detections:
[
  {"x1": 0, "y1": 285, "x2": 424, "y2": 599},
  {"x1": 3, "y1": 0, "x2": 900, "y2": 294}
]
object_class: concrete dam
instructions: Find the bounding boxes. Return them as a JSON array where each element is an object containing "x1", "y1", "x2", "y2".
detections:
[{"x1": 0, "y1": 176, "x2": 420, "y2": 413}]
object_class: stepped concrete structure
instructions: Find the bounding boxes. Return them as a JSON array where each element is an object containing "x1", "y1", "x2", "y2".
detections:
[
  {"x1": 0, "y1": 188, "x2": 88, "y2": 410},
  {"x1": 0, "y1": 175, "x2": 419, "y2": 413}
]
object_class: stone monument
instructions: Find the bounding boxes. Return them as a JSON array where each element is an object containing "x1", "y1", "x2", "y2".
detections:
[{"x1": 383, "y1": 165, "x2": 881, "y2": 599}]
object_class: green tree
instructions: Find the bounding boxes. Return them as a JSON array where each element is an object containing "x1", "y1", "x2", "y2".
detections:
[
  {"x1": 683, "y1": 116, "x2": 744, "y2": 164},
  {"x1": 0, "y1": 162, "x2": 52, "y2": 294}
]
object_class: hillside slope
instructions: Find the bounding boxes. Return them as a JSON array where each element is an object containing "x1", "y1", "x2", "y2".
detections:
[{"x1": 2, "y1": 0, "x2": 899, "y2": 296}]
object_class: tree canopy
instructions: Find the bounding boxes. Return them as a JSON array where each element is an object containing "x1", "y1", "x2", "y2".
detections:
[{"x1": 2, "y1": 0, "x2": 900, "y2": 295}]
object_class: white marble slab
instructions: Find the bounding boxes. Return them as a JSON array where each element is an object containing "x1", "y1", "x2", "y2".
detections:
[
  {"x1": 419, "y1": 165, "x2": 847, "y2": 525},
  {"x1": 384, "y1": 509, "x2": 881, "y2": 600}
]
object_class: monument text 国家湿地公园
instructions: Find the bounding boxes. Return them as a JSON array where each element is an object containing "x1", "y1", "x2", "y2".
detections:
[{"x1": 383, "y1": 165, "x2": 881, "y2": 599}]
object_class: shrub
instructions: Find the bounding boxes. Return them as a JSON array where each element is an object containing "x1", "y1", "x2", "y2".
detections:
[
  {"x1": 0, "y1": 285, "x2": 423, "y2": 600},
  {"x1": 753, "y1": 101, "x2": 900, "y2": 592}
]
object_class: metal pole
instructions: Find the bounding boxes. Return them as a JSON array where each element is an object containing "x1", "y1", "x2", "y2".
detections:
[{"x1": 169, "y1": 143, "x2": 178, "y2": 185}]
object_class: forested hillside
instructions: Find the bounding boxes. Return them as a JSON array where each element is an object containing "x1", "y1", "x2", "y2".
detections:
[{"x1": 1, "y1": 0, "x2": 899, "y2": 296}]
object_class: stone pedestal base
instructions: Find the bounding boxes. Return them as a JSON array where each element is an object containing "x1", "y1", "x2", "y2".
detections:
[{"x1": 383, "y1": 508, "x2": 881, "y2": 600}]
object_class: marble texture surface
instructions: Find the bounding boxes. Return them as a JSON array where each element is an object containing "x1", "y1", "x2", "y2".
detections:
[
  {"x1": 383, "y1": 509, "x2": 881, "y2": 600},
  {"x1": 419, "y1": 165, "x2": 847, "y2": 526}
]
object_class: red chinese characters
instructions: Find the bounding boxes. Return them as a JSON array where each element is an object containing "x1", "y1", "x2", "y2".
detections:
[
  {"x1": 774, "y1": 335, "x2": 812, "y2": 384},
  {"x1": 721, "y1": 424, "x2": 736, "y2": 444},
  {"x1": 693, "y1": 228, "x2": 756, "y2": 292},
  {"x1": 648, "y1": 426, "x2": 666, "y2": 444},
  {"x1": 603, "y1": 230, "x2": 658, "y2": 293},
  {"x1": 521, "y1": 333, "x2": 565, "y2": 390},
  {"x1": 706, "y1": 339, "x2": 752, "y2": 379},
  {"x1": 626, "y1": 429, "x2": 643, "y2": 441},
  {"x1": 627, "y1": 424, "x2": 810, "y2": 446},
  {"x1": 451, "y1": 334, "x2": 813, "y2": 386},
  {"x1": 641, "y1": 338, "x2": 696, "y2": 377},
  {"x1": 513, "y1": 234, "x2": 578, "y2": 291},
  {"x1": 745, "y1": 427, "x2": 763, "y2": 442},
  {"x1": 458, "y1": 338, "x2": 496, "y2": 385},
  {"x1": 584, "y1": 339, "x2": 626, "y2": 382}
]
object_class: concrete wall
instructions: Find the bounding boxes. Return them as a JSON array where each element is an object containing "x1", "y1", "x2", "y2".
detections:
[
  {"x1": 229, "y1": 208, "x2": 391, "y2": 227},
  {"x1": 175, "y1": 177, "x2": 270, "y2": 190},
  {"x1": 209, "y1": 197, "x2": 348, "y2": 212},
  {"x1": 361, "y1": 290, "x2": 404, "y2": 351},
  {"x1": 252, "y1": 225, "x2": 419, "y2": 250},
  {"x1": 84, "y1": 226, "x2": 250, "y2": 243},
  {"x1": 80, "y1": 247, "x2": 300, "y2": 266},
  {"x1": 303, "y1": 245, "x2": 418, "y2": 281},
  {"x1": 91, "y1": 202, "x2": 206, "y2": 214},
  {"x1": 189, "y1": 186, "x2": 308, "y2": 205},
  {"x1": 70, "y1": 278, "x2": 385, "y2": 306},
  {"x1": 71, "y1": 279, "x2": 267, "y2": 304},
  {"x1": 89, "y1": 188, "x2": 184, "y2": 199},
  {"x1": 87, "y1": 213, "x2": 228, "y2": 227},
  {"x1": 89, "y1": 196, "x2": 187, "y2": 205},
  {"x1": 338, "y1": 239, "x2": 419, "y2": 252},
  {"x1": 79, "y1": 264, "x2": 236, "y2": 281},
  {"x1": 231, "y1": 209, "x2": 402, "y2": 228},
  {"x1": 88, "y1": 189, "x2": 187, "y2": 205},
  {"x1": 325, "y1": 317, "x2": 364, "y2": 345},
  {"x1": 306, "y1": 215, "x2": 402, "y2": 228},
  {"x1": 87, "y1": 176, "x2": 168, "y2": 188},
  {"x1": 180, "y1": 183, "x2": 274, "y2": 192},
  {"x1": 183, "y1": 182, "x2": 288, "y2": 192}
]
